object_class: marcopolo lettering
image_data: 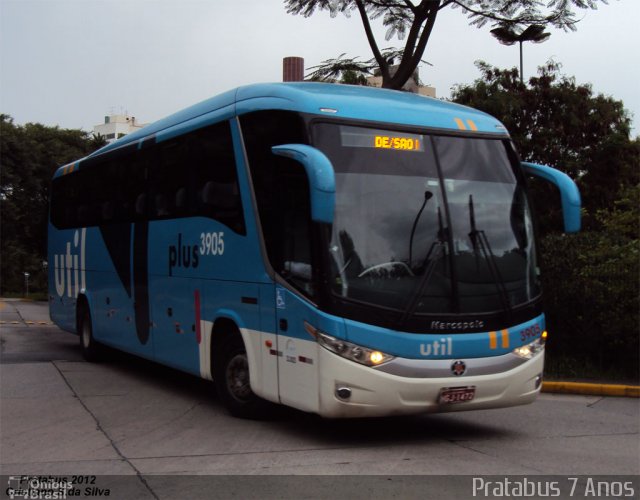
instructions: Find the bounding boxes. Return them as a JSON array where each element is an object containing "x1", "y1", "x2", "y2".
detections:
[{"x1": 431, "y1": 320, "x2": 484, "y2": 331}]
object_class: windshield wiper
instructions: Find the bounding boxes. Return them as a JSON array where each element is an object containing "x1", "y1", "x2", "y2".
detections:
[
  {"x1": 468, "y1": 195, "x2": 512, "y2": 316},
  {"x1": 408, "y1": 190, "x2": 433, "y2": 268},
  {"x1": 398, "y1": 206, "x2": 445, "y2": 328}
]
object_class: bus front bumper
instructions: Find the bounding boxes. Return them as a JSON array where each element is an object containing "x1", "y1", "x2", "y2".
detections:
[{"x1": 316, "y1": 348, "x2": 544, "y2": 418}]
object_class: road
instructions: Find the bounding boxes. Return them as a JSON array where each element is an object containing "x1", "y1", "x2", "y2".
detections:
[{"x1": 1, "y1": 299, "x2": 638, "y2": 499}]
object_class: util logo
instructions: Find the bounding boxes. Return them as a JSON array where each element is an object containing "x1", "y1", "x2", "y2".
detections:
[
  {"x1": 54, "y1": 228, "x2": 86, "y2": 298},
  {"x1": 419, "y1": 337, "x2": 453, "y2": 357}
]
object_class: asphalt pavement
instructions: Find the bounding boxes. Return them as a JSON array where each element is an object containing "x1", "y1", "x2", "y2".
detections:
[{"x1": 1, "y1": 298, "x2": 638, "y2": 499}]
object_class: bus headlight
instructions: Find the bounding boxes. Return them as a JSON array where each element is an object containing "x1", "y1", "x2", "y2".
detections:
[
  {"x1": 304, "y1": 322, "x2": 394, "y2": 367},
  {"x1": 512, "y1": 332, "x2": 547, "y2": 359}
]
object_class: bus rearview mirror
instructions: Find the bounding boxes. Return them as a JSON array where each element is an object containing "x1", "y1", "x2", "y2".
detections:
[
  {"x1": 272, "y1": 144, "x2": 336, "y2": 224},
  {"x1": 521, "y1": 162, "x2": 581, "y2": 233}
]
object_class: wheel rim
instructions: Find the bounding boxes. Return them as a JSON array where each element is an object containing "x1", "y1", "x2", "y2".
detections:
[{"x1": 225, "y1": 353, "x2": 252, "y2": 402}]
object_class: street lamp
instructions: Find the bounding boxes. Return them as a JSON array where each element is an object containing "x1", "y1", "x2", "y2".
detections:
[
  {"x1": 490, "y1": 25, "x2": 551, "y2": 83},
  {"x1": 24, "y1": 272, "x2": 30, "y2": 298}
]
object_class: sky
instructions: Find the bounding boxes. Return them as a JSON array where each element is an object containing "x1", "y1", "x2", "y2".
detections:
[{"x1": 1, "y1": 0, "x2": 639, "y2": 136}]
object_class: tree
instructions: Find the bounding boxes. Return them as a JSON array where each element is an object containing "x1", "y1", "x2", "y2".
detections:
[
  {"x1": 305, "y1": 53, "x2": 376, "y2": 83},
  {"x1": 305, "y1": 48, "x2": 428, "y2": 85},
  {"x1": 451, "y1": 60, "x2": 638, "y2": 230},
  {"x1": 539, "y1": 185, "x2": 639, "y2": 380},
  {"x1": 450, "y1": 63, "x2": 639, "y2": 380},
  {"x1": 285, "y1": 0, "x2": 609, "y2": 89},
  {"x1": 0, "y1": 115, "x2": 106, "y2": 294}
]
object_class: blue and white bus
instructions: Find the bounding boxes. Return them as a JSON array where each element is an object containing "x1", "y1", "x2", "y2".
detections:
[{"x1": 48, "y1": 83, "x2": 580, "y2": 418}]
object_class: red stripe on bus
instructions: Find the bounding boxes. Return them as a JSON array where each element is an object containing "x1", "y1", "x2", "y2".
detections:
[{"x1": 194, "y1": 290, "x2": 201, "y2": 344}]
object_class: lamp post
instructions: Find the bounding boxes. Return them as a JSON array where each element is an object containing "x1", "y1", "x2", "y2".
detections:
[
  {"x1": 490, "y1": 25, "x2": 551, "y2": 83},
  {"x1": 24, "y1": 272, "x2": 30, "y2": 298}
]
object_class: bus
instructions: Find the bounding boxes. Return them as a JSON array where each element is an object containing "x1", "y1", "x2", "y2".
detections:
[{"x1": 48, "y1": 83, "x2": 581, "y2": 418}]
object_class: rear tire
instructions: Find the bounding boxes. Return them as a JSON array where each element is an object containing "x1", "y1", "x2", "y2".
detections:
[
  {"x1": 214, "y1": 332, "x2": 268, "y2": 419},
  {"x1": 79, "y1": 307, "x2": 101, "y2": 362}
]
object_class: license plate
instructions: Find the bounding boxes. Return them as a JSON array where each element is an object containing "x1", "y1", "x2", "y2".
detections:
[{"x1": 438, "y1": 386, "x2": 476, "y2": 404}]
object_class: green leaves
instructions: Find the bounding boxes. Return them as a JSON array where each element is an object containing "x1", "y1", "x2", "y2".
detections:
[
  {"x1": 304, "y1": 47, "x2": 417, "y2": 83},
  {"x1": 452, "y1": 0, "x2": 606, "y2": 31},
  {"x1": 0, "y1": 116, "x2": 106, "y2": 294},
  {"x1": 539, "y1": 197, "x2": 639, "y2": 380},
  {"x1": 452, "y1": 60, "x2": 636, "y2": 219},
  {"x1": 452, "y1": 62, "x2": 637, "y2": 380},
  {"x1": 286, "y1": 1, "x2": 609, "y2": 89}
]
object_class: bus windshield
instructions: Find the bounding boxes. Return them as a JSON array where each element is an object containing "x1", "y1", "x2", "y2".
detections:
[{"x1": 313, "y1": 123, "x2": 540, "y2": 318}]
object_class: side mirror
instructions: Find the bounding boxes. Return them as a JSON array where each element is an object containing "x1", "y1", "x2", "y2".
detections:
[
  {"x1": 272, "y1": 144, "x2": 336, "y2": 224},
  {"x1": 522, "y1": 162, "x2": 581, "y2": 233}
]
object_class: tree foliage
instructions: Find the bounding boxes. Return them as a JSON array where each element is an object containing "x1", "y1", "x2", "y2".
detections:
[
  {"x1": 451, "y1": 60, "x2": 638, "y2": 230},
  {"x1": 0, "y1": 115, "x2": 106, "y2": 294},
  {"x1": 539, "y1": 186, "x2": 639, "y2": 380},
  {"x1": 451, "y1": 63, "x2": 639, "y2": 380},
  {"x1": 285, "y1": 0, "x2": 609, "y2": 89},
  {"x1": 305, "y1": 48, "x2": 422, "y2": 84}
]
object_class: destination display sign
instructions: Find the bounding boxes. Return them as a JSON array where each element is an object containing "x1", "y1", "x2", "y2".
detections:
[
  {"x1": 374, "y1": 135, "x2": 422, "y2": 151},
  {"x1": 340, "y1": 126, "x2": 425, "y2": 152}
]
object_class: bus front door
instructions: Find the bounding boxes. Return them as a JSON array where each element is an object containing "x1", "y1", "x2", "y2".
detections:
[{"x1": 275, "y1": 286, "x2": 321, "y2": 414}]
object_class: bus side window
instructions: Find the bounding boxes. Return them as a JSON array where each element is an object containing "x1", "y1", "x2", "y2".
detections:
[
  {"x1": 71, "y1": 161, "x2": 99, "y2": 227},
  {"x1": 135, "y1": 193, "x2": 147, "y2": 218},
  {"x1": 101, "y1": 200, "x2": 115, "y2": 222},
  {"x1": 276, "y1": 159, "x2": 314, "y2": 295},
  {"x1": 107, "y1": 156, "x2": 136, "y2": 223},
  {"x1": 57, "y1": 155, "x2": 134, "y2": 227},
  {"x1": 148, "y1": 140, "x2": 182, "y2": 221},
  {"x1": 240, "y1": 110, "x2": 313, "y2": 296},
  {"x1": 63, "y1": 206, "x2": 76, "y2": 228},
  {"x1": 51, "y1": 173, "x2": 78, "y2": 228},
  {"x1": 175, "y1": 187, "x2": 188, "y2": 214},
  {"x1": 127, "y1": 151, "x2": 150, "y2": 221},
  {"x1": 77, "y1": 203, "x2": 96, "y2": 226},
  {"x1": 50, "y1": 122, "x2": 246, "y2": 230},
  {"x1": 201, "y1": 180, "x2": 239, "y2": 209},
  {"x1": 100, "y1": 160, "x2": 121, "y2": 224},
  {"x1": 191, "y1": 122, "x2": 245, "y2": 234}
]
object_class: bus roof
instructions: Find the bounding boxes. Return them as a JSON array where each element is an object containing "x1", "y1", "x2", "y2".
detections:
[{"x1": 56, "y1": 83, "x2": 508, "y2": 176}]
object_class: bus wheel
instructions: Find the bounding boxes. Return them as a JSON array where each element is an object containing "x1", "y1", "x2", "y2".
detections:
[
  {"x1": 79, "y1": 308, "x2": 101, "y2": 362},
  {"x1": 215, "y1": 333, "x2": 267, "y2": 419}
]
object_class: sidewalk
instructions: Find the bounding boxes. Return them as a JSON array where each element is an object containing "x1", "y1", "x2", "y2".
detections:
[{"x1": 542, "y1": 381, "x2": 640, "y2": 398}]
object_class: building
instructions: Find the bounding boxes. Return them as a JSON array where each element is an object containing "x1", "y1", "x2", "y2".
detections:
[
  {"x1": 93, "y1": 114, "x2": 146, "y2": 144},
  {"x1": 282, "y1": 56, "x2": 435, "y2": 97},
  {"x1": 366, "y1": 65, "x2": 436, "y2": 97}
]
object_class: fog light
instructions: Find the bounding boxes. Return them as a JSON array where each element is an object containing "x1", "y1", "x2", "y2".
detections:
[
  {"x1": 336, "y1": 387, "x2": 352, "y2": 400},
  {"x1": 535, "y1": 374, "x2": 543, "y2": 389}
]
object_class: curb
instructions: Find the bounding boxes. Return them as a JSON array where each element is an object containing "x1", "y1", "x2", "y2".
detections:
[
  {"x1": 542, "y1": 381, "x2": 640, "y2": 398},
  {"x1": 0, "y1": 320, "x2": 53, "y2": 326}
]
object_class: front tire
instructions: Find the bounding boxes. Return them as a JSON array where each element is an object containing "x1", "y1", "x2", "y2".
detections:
[
  {"x1": 214, "y1": 333, "x2": 268, "y2": 418},
  {"x1": 79, "y1": 308, "x2": 101, "y2": 362}
]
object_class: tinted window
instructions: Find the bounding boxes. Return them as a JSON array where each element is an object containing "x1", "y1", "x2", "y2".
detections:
[
  {"x1": 313, "y1": 122, "x2": 540, "y2": 317},
  {"x1": 240, "y1": 111, "x2": 314, "y2": 295},
  {"x1": 50, "y1": 121, "x2": 245, "y2": 234}
]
